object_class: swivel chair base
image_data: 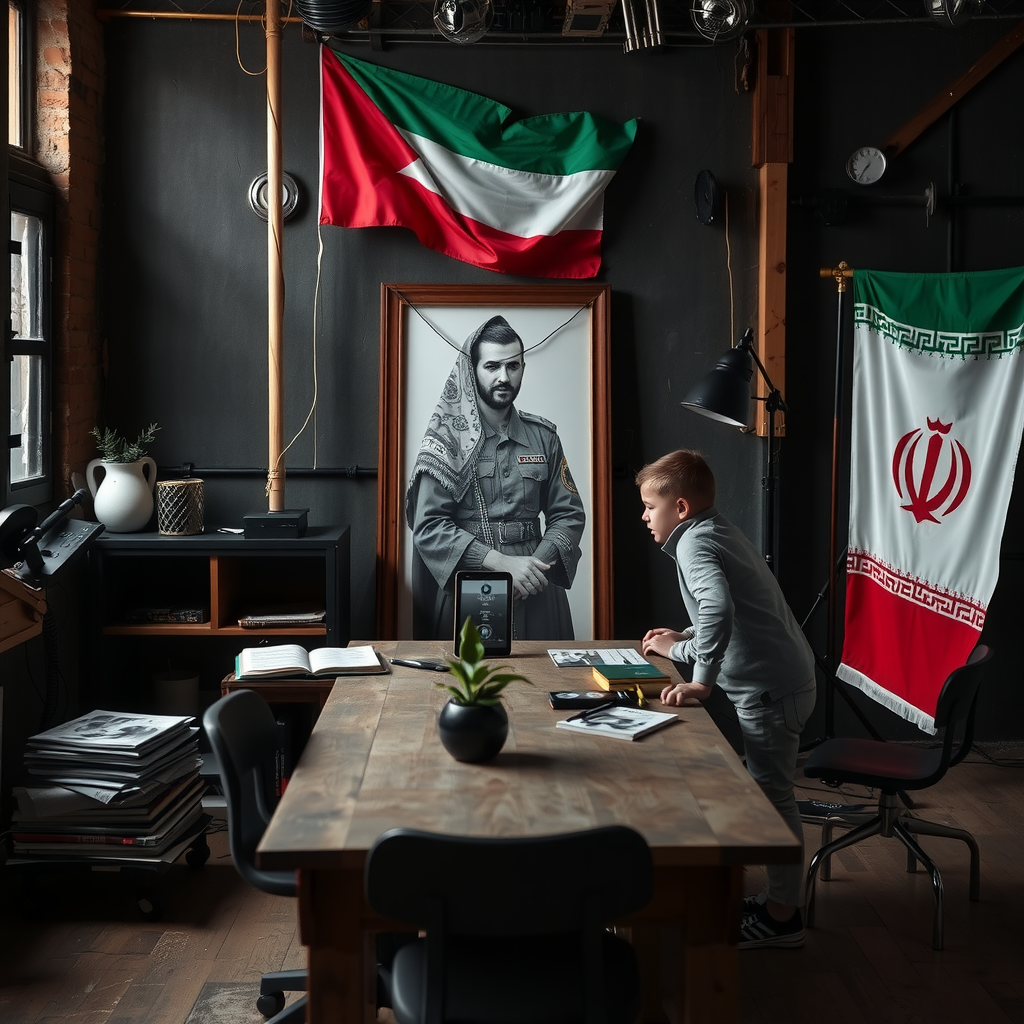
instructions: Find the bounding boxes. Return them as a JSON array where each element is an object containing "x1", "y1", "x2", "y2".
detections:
[{"x1": 805, "y1": 791, "x2": 980, "y2": 950}]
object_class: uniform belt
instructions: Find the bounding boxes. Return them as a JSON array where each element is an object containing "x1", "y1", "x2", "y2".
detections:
[
  {"x1": 496, "y1": 519, "x2": 539, "y2": 544},
  {"x1": 461, "y1": 518, "x2": 540, "y2": 544}
]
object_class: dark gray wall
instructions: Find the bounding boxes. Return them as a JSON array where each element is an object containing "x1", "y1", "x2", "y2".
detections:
[
  {"x1": 99, "y1": 21, "x2": 763, "y2": 641},
  {"x1": 96, "y1": 18, "x2": 1024, "y2": 740}
]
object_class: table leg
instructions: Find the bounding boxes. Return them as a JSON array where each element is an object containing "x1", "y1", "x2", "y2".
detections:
[
  {"x1": 299, "y1": 869, "x2": 372, "y2": 1024},
  {"x1": 652, "y1": 864, "x2": 743, "y2": 1024}
]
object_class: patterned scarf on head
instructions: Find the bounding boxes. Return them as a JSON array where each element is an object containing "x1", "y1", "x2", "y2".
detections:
[{"x1": 404, "y1": 317, "x2": 509, "y2": 528}]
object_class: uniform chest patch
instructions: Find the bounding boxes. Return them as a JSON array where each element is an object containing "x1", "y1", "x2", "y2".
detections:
[{"x1": 518, "y1": 455, "x2": 547, "y2": 464}]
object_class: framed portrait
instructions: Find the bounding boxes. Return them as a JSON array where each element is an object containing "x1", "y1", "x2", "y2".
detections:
[{"x1": 377, "y1": 283, "x2": 612, "y2": 641}]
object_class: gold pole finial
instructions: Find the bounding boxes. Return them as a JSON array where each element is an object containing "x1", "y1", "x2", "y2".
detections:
[{"x1": 819, "y1": 261, "x2": 854, "y2": 292}]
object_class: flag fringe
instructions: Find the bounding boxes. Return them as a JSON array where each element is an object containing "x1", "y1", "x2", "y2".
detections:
[{"x1": 836, "y1": 663, "x2": 937, "y2": 735}]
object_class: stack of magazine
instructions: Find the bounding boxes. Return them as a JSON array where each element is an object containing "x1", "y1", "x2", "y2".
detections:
[{"x1": 10, "y1": 710, "x2": 206, "y2": 859}]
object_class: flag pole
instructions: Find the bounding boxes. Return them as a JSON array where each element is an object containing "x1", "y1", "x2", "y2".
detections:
[
  {"x1": 266, "y1": 0, "x2": 285, "y2": 511},
  {"x1": 823, "y1": 261, "x2": 852, "y2": 737},
  {"x1": 803, "y1": 264, "x2": 903, "y2": 762}
]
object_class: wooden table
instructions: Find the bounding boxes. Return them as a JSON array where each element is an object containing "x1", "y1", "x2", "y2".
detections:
[{"x1": 257, "y1": 641, "x2": 801, "y2": 1024}]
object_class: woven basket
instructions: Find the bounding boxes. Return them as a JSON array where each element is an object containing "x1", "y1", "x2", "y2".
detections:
[{"x1": 156, "y1": 478, "x2": 205, "y2": 536}]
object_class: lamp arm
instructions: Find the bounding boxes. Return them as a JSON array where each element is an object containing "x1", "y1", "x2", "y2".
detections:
[{"x1": 740, "y1": 329, "x2": 789, "y2": 414}]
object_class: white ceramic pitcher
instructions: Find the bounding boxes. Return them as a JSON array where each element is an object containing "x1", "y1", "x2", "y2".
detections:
[{"x1": 86, "y1": 457, "x2": 158, "y2": 533}]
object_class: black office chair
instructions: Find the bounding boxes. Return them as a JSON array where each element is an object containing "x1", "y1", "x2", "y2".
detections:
[
  {"x1": 203, "y1": 690, "x2": 306, "y2": 1024},
  {"x1": 365, "y1": 826, "x2": 653, "y2": 1024},
  {"x1": 803, "y1": 644, "x2": 993, "y2": 950}
]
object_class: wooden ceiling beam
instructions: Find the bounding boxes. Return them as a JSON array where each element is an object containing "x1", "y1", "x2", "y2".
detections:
[{"x1": 751, "y1": 26, "x2": 794, "y2": 439}]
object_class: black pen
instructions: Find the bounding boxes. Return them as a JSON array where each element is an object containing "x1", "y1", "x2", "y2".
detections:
[
  {"x1": 389, "y1": 657, "x2": 449, "y2": 672},
  {"x1": 565, "y1": 700, "x2": 618, "y2": 722}
]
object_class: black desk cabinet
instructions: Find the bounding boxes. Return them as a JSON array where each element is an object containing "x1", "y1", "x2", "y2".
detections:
[{"x1": 87, "y1": 527, "x2": 351, "y2": 712}]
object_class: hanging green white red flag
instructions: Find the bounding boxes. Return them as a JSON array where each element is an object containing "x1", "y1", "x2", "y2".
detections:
[
  {"x1": 318, "y1": 47, "x2": 637, "y2": 279},
  {"x1": 839, "y1": 266, "x2": 1024, "y2": 732}
]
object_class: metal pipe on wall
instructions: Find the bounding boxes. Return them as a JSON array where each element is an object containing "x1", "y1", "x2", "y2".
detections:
[{"x1": 266, "y1": 0, "x2": 286, "y2": 511}]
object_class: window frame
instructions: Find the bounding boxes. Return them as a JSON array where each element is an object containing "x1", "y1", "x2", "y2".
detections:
[
  {"x1": 8, "y1": 171, "x2": 54, "y2": 507},
  {"x1": 8, "y1": 0, "x2": 33, "y2": 155}
]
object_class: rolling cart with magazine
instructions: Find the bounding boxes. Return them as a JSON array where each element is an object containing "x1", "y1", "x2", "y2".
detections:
[{"x1": 5, "y1": 709, "x2": 212, "y2": 920}]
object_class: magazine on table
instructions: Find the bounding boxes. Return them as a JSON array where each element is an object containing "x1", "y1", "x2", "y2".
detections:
[
  {"x1": 555, "y1": 705, "x2": 678, "y2": 742},
  {"x1": 546, "y1": 648, "x2": 651, "y2": 668}
]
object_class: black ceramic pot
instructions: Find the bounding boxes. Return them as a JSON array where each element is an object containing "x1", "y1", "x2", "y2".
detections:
[{"x1": 437, "y1": 700, "x2": 508, "y2": 763}]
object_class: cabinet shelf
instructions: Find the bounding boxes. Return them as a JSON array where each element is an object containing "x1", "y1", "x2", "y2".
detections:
[
  {"x1": 88, "y1": 527, "x2": 350, "y2": 710},
  {"x1": 101, "y1": 624, "x2": 329, "y2": 636}
]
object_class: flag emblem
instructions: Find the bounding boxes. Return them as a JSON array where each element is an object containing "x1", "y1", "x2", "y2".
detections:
[{"x1": 892, "y1": 417, "x2": 972, "y2": 524}]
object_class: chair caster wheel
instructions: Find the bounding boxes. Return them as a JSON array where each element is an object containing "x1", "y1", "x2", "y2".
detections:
[{"x1": 257, "y1": 992, "x2": 286, "y2": 1017}]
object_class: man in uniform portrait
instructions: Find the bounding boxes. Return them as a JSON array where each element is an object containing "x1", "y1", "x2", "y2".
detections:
[{"x1": 405, "y1": 315, "x2": 586, "y2": 640}]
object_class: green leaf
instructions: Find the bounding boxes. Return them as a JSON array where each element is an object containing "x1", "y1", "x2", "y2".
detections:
[{"x1": 426, "y1": 617, "x2": 532, "y2": 707}]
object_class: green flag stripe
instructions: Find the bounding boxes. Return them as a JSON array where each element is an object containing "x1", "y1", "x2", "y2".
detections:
[
  {"x1": 332, "y1": 49, "x2": 637, "y2": 176},
  {"x1": 854, "y1": 266, "x2": 1024, "y2": 335}
]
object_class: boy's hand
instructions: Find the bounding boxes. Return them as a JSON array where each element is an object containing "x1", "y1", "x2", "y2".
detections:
[
  {"x1": 660, "y1": 683, "x2": 707, "y2": 707},
  {"x1": 641, "y1": 628, "x2": 684, "y2": 658}
]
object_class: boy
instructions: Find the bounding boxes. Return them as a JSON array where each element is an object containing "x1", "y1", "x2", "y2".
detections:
[{"x1": 637, "y1": 449, "x2": 816, "y2": 948}]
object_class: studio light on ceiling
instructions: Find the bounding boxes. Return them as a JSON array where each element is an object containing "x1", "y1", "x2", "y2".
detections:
[
  {"x1": 434, "y1": 0, "x2": 494, "y2": 42},
  {"x1": 690, "y1": 0, "x2": 750, "y2": 42},
  {"x1": 293, "y1": 0, "x2": 373, "y2": 33},
  {"x1": 924, "y1": 0, "x2": 981, "y2": 27}
]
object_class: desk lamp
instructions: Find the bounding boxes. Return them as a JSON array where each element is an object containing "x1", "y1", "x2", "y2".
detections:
[{"x1": 680, "y1": 327, "x2": 788, "y2": 574}]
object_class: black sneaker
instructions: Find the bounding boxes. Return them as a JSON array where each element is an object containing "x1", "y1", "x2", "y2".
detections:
[
  {"x1": 741, "y1": 891, "x2": 767, "y2": 915},
  {"x1": 738, "y1": 903, "x2": 805, "y2": 949}
]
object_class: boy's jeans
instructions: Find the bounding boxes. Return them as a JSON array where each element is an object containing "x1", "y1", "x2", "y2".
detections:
[{"x1": 735, "y1": 678, "x2": 817, "y2": 908}]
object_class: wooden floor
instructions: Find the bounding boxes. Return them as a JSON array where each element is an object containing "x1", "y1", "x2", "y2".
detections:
[{"x1": 1, "y1": 744, "x2": 1022, "y2": 1024}]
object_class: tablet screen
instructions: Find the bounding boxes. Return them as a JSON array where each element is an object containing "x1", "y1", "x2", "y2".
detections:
[{"x1": 453, "y1": 571, "x2": 513, "y2": 657}]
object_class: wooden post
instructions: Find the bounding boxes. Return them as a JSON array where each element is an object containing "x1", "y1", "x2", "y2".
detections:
[
  {"x1": 751, "y1": 26, "x2": 794, "y2": 439},
  {"x1": 266, "y1": 0, "x2": 285, "y2": 510}
]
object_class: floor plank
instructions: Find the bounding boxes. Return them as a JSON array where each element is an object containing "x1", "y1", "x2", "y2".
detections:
[{"x1": 1, "y1": 744, "x2": 1022, "y2": 1024}]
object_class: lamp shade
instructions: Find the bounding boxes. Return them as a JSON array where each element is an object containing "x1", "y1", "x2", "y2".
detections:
[{"x1": 680, "y1": 343, "x2": 754, "y2": 427}]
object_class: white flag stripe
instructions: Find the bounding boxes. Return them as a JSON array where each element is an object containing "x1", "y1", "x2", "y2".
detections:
[
  {"x1": 396, "y1": 129, "x2": 611, "y2": 237},
  {"x1": 850, "y1": 310, "x2": 1024, "y2": 602}
]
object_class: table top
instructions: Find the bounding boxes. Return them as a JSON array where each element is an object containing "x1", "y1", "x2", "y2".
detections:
[{"x1": 257, "y1": 641, "x2": 801, "y2": 872}]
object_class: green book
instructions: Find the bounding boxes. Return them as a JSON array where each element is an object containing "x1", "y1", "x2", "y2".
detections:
[{"x1": 591, "y1": 662, "x2": 670, "y2": 692}]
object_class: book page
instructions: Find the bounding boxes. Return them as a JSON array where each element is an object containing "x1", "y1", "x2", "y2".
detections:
[
  {"x1": 239, "y1": 644, "x2": 312, "y2": 676},
  {"x1": 307, "y1": 645, "x2": 381, "y2": 674}
]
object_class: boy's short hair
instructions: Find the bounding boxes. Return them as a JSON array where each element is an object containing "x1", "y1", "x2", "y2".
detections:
[{"x1": 635, "y1": 450, "x2": 716, "y2": 506}]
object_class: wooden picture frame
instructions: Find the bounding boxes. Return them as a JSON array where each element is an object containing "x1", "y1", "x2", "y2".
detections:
[{"x1": 377, "y1": 283, "x2": 612, "y2": 641}]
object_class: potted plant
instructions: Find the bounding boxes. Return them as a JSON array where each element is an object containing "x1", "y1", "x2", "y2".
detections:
[
  {"x1": 435, "y1": 617, "x2": 531, "y2": 763},
  {"x1": 86, "y1": 423, "x2": 161, "y2": 533},
  {"x1": 90, "y1": 423, "x2": 161, "y2": 464}
]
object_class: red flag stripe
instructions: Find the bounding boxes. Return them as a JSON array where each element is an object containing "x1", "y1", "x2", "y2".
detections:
[{"x1": 840, "y1": 570, "x2": 981, "y2": 724}]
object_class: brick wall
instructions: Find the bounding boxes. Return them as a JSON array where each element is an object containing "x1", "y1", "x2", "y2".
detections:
[{"x1": 35, "y1": 0, "x2": 104, "y2": 493}]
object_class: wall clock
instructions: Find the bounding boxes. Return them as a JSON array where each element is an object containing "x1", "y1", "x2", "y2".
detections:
[{"x1": 846, "y1": 146, "x2": 887, "y2": 186}]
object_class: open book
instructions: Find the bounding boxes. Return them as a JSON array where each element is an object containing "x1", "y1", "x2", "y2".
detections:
[
  {"x1": 556, "y1": 705, "x2": 678, "y2": 742},
  {"x1": 235, "y1": 644, "x2": 385, "y2": 679}
]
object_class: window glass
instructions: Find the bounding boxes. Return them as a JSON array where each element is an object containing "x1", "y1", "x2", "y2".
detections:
[
  {"x1": 10, "y1": 354, "x2": 44, "y2": 484},
  {"x1": 9, "y1": 192, "x2": 52, "y2": 500},
  {"x1": 8, "y1": 1, "x2": 23, "y2": 148},
  {"x1": 11, "y1": 210, "x2": 44, "y2": 340}
]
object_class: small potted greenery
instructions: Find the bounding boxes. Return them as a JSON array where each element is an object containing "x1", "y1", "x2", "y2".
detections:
[
  {"x1": 436, "y1": 617, "x2": 531, "y2": 763},
  {"x1": 90, "y1": 423, "x2": 161, "y2": 463},
  {"x1": 86, "y1": 423, "x2": 161, "y2": 533}
]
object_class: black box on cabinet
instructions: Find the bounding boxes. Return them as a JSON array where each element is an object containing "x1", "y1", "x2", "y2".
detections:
[{"x1": 243, "y1": 509, "x2": 309, "y2": 538}]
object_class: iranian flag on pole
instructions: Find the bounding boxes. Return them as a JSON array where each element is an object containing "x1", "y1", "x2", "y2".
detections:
[
  {"x1": 318, "y1": 47, "x2": 637, "y2": 279},
  {"x1": 838, "y1": 266, "x2": 1024, "y2": 732}
]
